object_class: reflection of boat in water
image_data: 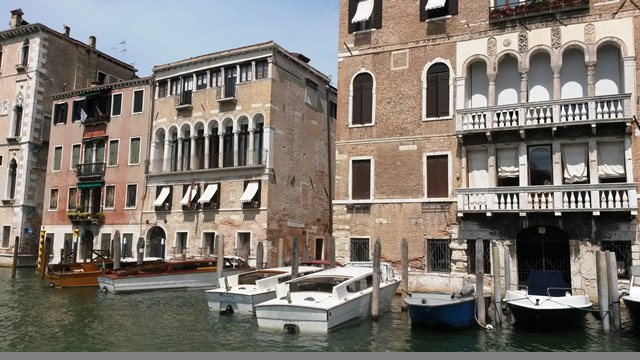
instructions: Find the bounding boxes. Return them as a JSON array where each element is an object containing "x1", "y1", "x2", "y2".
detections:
[
  {"x1": 205, "y1": 266, "x2": 323, "y2": 314},
  {"x1": 47, "y1": 257, "x2": 163, "y2": 288},
  {"x1": 98, "y1": 256, "x2": 252, "y2": 294},
  {"x1": 255, "y1": 262, "x2": 401, "y2": 333},
  {"x1": 404, "y1": 285, "x2": 491, "y2": 330},
  {"x1": 503, "y1": 270, "x2": 592, "y2": 329},
  {"x1": 621, "y1": 265, "x2": 640, "y2": 330}
]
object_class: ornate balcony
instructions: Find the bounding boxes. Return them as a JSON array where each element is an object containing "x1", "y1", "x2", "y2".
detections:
[
  {"x1": 67, "y1": 210, "x2": 105, "y2": 225},
  {"x1": 456, "y1": 183, "x2": 638, "y2": 217},
  {"x1": 489, "y1": 0, "x2": 589, "y2": 24},
  {"x1": 76, "y1": 162, "x2": 106, "y2": 179}
]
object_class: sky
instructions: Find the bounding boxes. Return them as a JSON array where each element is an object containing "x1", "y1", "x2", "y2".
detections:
[{"x1": 1, "y1": 0, "x2": 340, "y2": 83}]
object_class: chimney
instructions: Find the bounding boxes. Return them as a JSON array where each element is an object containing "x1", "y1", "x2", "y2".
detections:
[
  {"x1": 10, "y1": 8, "x2": 24, "y2": 29},
  {"x1": 88, "y1": 35, "x2": 96, "y2": 49},
  {"x1": 63, "y1": 24, "x2": 70, "y2": 37}
]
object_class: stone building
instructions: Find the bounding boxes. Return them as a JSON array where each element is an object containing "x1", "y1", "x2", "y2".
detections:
[
  {"x1": 0, "y1": 9, "x2": 136, "y2": 265},
  {"x1": 42, "y1": 78, "x2": 153, "y2": 264},
  {"x1": 336, "y1": 0, "x2": 639, "y2": 299},
  {"x1": 142, "y1": 41, "x2": 336, "y2": 266}
]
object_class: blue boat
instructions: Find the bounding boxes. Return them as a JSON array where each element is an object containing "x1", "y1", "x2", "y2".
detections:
[{"x1": 403, "y1": 285, "x2": 489, "y2": 330}]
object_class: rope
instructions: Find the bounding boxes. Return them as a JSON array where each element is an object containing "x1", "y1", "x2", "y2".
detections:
[{"x1": 474, "y1": 297, "x2": 494, "y2": 331}]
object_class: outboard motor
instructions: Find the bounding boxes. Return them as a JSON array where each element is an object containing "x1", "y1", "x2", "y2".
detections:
[{"x1": 458, "y1": 284, "x2": 475, "y2": 298}]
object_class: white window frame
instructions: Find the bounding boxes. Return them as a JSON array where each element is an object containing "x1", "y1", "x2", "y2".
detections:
[
  {"x1": 52, "y1": 146, "x2": 63, "y2": 172},
  {"x1": 132, "y1": 89, "x2": 144, "y2": 114},
  {"x1": 111, "y1": 92, "x2": 123, "y2": 117},
  {"x1": 67, "y1": 187, "x2": 77, "y2": 211},
  {"x1": 421, "y1": 58, "x2": 454, "y2": 121},
  {"x1": 349, "y1": 156, "x2": 374, "y2": 201},
  {"x1": 70, "y1": 143, "x2": 81, "y2": 171},
  {"x1": 129, "y1": 137, "x2": 141, "y2": 165},
  {"x1": 49, "y1": 188, "x2": 59, "y2": 211},
  {"x1": 107, "y1": 139, "x2": 119, "y2": 167},
  {"x1": 348, "y1": 69, "x2": 377, "y2": 127},
  {"x1": 104, "y1": 184, "x2": 116, "y2": 210},
  {"x1": 423, "y1": 151, "x2": 453, "y2": 201},
  {"x1": 124, "y1": 183, "x2": 137, "y2": 209}
]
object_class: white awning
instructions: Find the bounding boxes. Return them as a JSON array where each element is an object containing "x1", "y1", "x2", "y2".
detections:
[
  {"x1": 351, "y1": 0, "x2": 374, "y2": 24},
  {"x1": 198, "y1": 184, "x2": 219, "y2": 204},
  {"x1": 152, "y1": 187, "x2": 171, "y2": 207},
  {"x1": 240, "y1": 181, "x2": 259, "y2": 203},
  {"x1": 425, "y1": 0, "x2": 446, "y2": 11},
  {"x1": 179, "y1": 185, "x2": 198, "y2": 205}
]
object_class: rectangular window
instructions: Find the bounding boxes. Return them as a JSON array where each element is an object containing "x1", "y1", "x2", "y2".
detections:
[
  {"x1": 108, "y1": 140, "x2": 119, "y2": 166},
  {"x1": 53, "y1": 146, "x2": 63, "y2": 171},
  {"x1": 350, "y1": 238, "x2": 370, "y2": 261},
  {"x1": 467, "y1": 239, "x2": 491, "y2": 274},
  {"x1": 421, "y1": 0, "x2": 459, "y2": 21},
  {"x1": 104, "y1": 185, "x2": 115, "y2": 209},
  {"x1": 129, "y1": 137, "x2": 141, "y2": 165},
  {"x1": 97, "y1": 71, "x2": 108, "y2": 85},
  {"x1": 428, "y1": 239, "x2": 451, "y2": 273},
  {"x1": 239, "y1": 64, "x2": 252, "y2": 82},
  {"x1": 53, "y1": 103, "x2": 68, "y2": 125},
  {"x1": 305, "y1": 79, "x2": 318, "y2": 107},
  {"x1": 210, "y1": 70, "x2": 221, "y2": 87},
  {"x1": 329, "y1": 101, "x2": 337, "y2": 119},
  {"x1": 1, "y1": 226, "x2": 10, "y2": 248},
  {"x1": 351, "y1": 159, "x2": 371, "y2": 200},
  {"x1": 157, "y1": 81, "x2": 168, "y2": 98},
  {"x1": 170, "y1": 78, "x2": 181, "y2": 95},
  {"x1": 255, "y1": 60, "x2": 268, "y2": 79},
  {"x1": 196, "y1": 73, "x2": 207, "y2": 90},
  {"x1": 601, "y1": 241, "x2": 632, "y2": 279},
  {"x1": 49, "y1": 188, "x2": 59, "y2": 210},
  {"x1": 598, "y1": 141, "x2": 626, "y2": 183},
  {"x1": 72, "y1": 100, "x2": 85, "y2": 122},
  {"x1": 125, "y1": 184, "x2": 137, "y2": 208},
  {"x1": 426, "y1": 154, "x2": 448, "y2": 198},
  {"x1": 111, "y1": 93, "x2": 122, "y2": 116},
  {"x1": 71, "y1": 144, "x2": 81, "y2": 170},
  {"x1": 122, "y1": 233, "x2": 134, "y2": 258},
  {"x1": 133, "y1": 90, "x2": 144, "y2": 113},
  {"x1": 67, "y1": 187, "x2": 78, "y2": 210},
  {"x1": 528, "y1": 145, "x2": 552, "y2": 185},
  {"x1": 183, "y1": 77, "x2": 193, "y2": 91}
]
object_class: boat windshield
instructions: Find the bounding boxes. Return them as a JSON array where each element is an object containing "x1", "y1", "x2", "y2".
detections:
[
  {"x1": 238, "y1": 271, "x2": 287, "y2": 285},
  {"x1": 288, "y1": 276, "x2": 351, "y2": 293}
]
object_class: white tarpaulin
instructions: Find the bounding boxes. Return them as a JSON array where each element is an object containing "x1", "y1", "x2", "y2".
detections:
[{"x1": 351, "y1": 0, "x2": 374, "y2": 23}]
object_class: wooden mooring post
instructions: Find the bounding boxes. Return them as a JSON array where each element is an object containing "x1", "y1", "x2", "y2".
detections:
[
  {"x1": 328, "y1": 236, "x2": 336, "y2": 269},
  {"x1": 217, "y1": 234, "x2": 224, "y2": 279},
  {"x1": 475, "y1": 239, "x2": 486, "y2": 327},
  {"x1": 491, "y1": 242, "x2": 501, "y2": 325},
  {"x1": 371, "y1": 239, "x2": 381, "y2": 321},
  {"x1": 11, "y1": 236, "x2": 19, "y2": 279},
  {"x1": 596, "y1": 250, "x2": 610, "y2": 334},
  {"x1": 400, "y1": 238, "x2": 408, "y2": 311},
  {"x1": 291, "y1": 237, "x2": 299, "y2": 278},
  {"x1": 256, "y1": 242, "x2": 264, "y2": 270},
  {"x1": 113, "y1": 230, "x2": 121, "y2": 271},
  {"x1": 606, "y1": 250, "x2": 621, "y2": 330},
  {"x1": 136, "y1": 237, "x2": 145, "y2": 267},
  {"x1": 277, "y1": 238, "x2": 284, "y2": 267}
]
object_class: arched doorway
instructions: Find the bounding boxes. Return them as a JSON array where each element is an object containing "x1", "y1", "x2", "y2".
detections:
[
  {"x1": 147, "y1": 226, "x2": 166, "y2": 259},
  {"x1": 516, "y1": 226, "x2": 571, "y2": 288},
  {"x1": 80, "y1": 229, "x2": 94, "y2": 262}
]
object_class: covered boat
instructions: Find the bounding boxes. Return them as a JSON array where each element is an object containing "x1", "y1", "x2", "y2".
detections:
[
  {"x1": 621, "y1": 265, "x2": 640, "y2": 329},
  {"x1": 47, "y1": 257, "x2": 163, "y2": 288}
]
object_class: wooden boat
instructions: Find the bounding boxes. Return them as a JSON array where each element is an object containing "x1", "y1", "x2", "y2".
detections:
[
  {"x1": 403, "y1": 285, "x2": 491, "y2": 330},
  {"x1": 205, "y1": 265, "x2": 323, "y2": 314},
  {"x1": 503, "y1": 270, "x2": 592, "y2": 329},
  {"x1": 621, "y1": 265, "x2": 640, "y2": 330},
  {"x1": 97, "y1": 256, "x2": 252, "y2": 294},
  {"x1": 254, "y1": 262, "x2": 401, "y2": 333},
  {"x1": 47, "y1": 257, "x2": 163, "y2": 288}
]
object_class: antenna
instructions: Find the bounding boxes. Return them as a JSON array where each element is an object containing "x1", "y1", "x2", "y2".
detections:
[{"x1": 119, "y1": 40, "x2": 127, "y2": 60}]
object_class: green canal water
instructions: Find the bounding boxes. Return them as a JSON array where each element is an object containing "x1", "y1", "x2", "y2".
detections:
[{"x1": 1, "y1": 267, "x2": 639, "y2": 352}]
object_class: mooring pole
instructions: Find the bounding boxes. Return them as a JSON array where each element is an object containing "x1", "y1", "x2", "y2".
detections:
[
  {"x1": 596, "y1": 250, "x2": 610, "y2": 334},
  {"x1": 475, "y1": 239, "x2": 486, "y2": 327},
  {"x1": 11, "y1": 236, "x2": 19, "y2": 279},
  {"x1": 371, "y1": 239, "x2": 381, "y2": 321},
  {"x1": 136, "y1": 237, "x2": 145, "y2": 267},
  {"x1": 491, "y1": 242, "x2": 502, "y2": 325},
  {"x1": 113, "y1": 230, "x2": 121, "y2": 271},
  {"x1": 217, "y1": 234, "x2": 225, "y2": 280},
  {"x1": 401, "y1": 238, "x2": 409, "y2": 311},
  {"x1": 256, "y1": 242, "x2": 264, "y2": 270},
  {"x1": 277, "y1": 238, "x2": 284, "y2": 267},
  {"x1": 328, "y1": 236, "x2": 336, "y2": 269},
  {"x1": 606, "y1": 250, "x2": 621, "y2": 330},
  {"x1": 292, "y1": 237, "x2": 299, "y2": 278}
]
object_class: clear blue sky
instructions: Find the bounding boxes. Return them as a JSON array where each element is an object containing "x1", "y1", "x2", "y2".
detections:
[{"x1": 1, "y1": 0, "x2": 340, "y2": 83}]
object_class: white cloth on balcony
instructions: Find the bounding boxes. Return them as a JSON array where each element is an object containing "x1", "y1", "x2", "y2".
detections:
[
  {"x1": 562, "y1": 143, "x2": 588, "y2": 184},
  {"x1": 598, "y1": 141, "x2": 626, "y2": 178},
  {"x1": 497, "y1": 147, "x2": 519, "y2": 178},
  {"x1": 351, "y1": 0, "x2": 374, "y2": 24},
  {"x1": 425, "y1": 0, "x2": 446, "y2": 11},
  {"x1": 468, "y1": 150, "x2": 488, "y2": 188}
]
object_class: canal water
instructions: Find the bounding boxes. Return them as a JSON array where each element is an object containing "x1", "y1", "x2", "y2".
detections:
[{"x1": 1, "y1": 268, "x2": 639, "y2": 352}]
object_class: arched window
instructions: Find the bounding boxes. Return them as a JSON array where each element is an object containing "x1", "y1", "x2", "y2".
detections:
[
  {"x1": 351, "y1": 73, "x2": 373, "y2": 125},
  {"x1": 426, "y1": 63, "x2": 450, "y2": 118},
  {"x1": 7, "y1": 159, "x2": 17, "y2": 199},
  {"x1": 12, "y1": 106, "x2": 23, "y2": 138},
  {"x1": 21, "y1": 39, "x2": 29, "y2": 67}
]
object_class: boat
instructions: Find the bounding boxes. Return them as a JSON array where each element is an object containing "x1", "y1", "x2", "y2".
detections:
[
  {"x1": 205, "y1": 265, "x2": 324, "y2": 314},
  {"x1": 621, "y1": 265, "x2": 640, "y2": 329},
  {"x1": 403, "y1": 285, "x2": 491, "y2": 330},
  {"x1": 47, "y1": 257, "x2": 164, "y2": 288},
  {"x1": 503, "y1": 269, "x2": 592, "y2": 329},
  {"x1": 97, "y1": 256, "x2": 252, "y2": 294},
  {"x1": 254, "y1": 261, "x2": 401, "y2": 333}
]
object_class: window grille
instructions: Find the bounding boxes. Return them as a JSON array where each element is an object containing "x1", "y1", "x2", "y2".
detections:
[{"x1": 428, "y1": 239, "x2": 451, "y2": 273}]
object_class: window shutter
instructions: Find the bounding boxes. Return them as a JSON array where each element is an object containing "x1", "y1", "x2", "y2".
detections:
[
  {"x1": 448, "y1": 0, "x2": 459, "y2": 16},
  {"x1": 352, "y1": 160, "x2": 371, "y2": 200},
  {"x1": 372, "y1": 0, "x2": 383, "y2": 29},
  {"x1": 437, "y1": 73, "x2": 449, "y2": 117},
  {"x1": 426, "y1": 74, "x2": 438, "y2": 118},
  {"x1": 361, "y1": 82, "x2": 373, "y2": 124},
  {"x1": 427, "y1": 155, "x2": 448, "y2": 198},
  {"x1": 352, "y1": 84, "x2": 363, "y2": 125},
  {"x1": 348, "y1": 0, "x2": 358, "y2": 34},
  {"x1": 419, "y1": 0, "x2": 428, "y2": 22}
]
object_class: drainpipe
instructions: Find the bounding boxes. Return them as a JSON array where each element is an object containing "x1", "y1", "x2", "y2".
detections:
[{"x1": 325, "y1": 84, "x2": 333, "y2": 238}]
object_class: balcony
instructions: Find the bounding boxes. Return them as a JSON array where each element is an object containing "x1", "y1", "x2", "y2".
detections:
[
  {"x1": 456, "y1": 94, "x2": 632, "y2": 139},
  {"x1": 76, "y1": 162, "x2": 106, "y2": 179},
  {"x1": 67, "y1": 210, "x2": 105, "y2": 225},
  {"x1": 82, "y1": 114, "x2": 110, "y2": 126},
  {"x1": 456, "y1": 183, "x2": 638, "y2": 217},
  {"x1": 489, "y1": 0, "x2": 589, "y2": 24},
  {"x1": 175, "y1": 90, "x2": 193, "y2": 110}
]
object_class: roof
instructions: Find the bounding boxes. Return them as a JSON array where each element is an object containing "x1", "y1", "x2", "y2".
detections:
[{"x1": 53, "y1": 77, "x2": 154, "y2": 100}]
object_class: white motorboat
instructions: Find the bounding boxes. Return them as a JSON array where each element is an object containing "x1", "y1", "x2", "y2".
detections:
[
  {"x1": 254, "y1": 262, "x2": 401, "y2": 333},
  {"x1": 205, "y1": 265, "x2": 324, "y2": 314},
  {"x1": 503, "y1": 269, "x2": 592, "y2": 329},
  {"x1": 621, "y1": 265, "x2": 640, "y2": 329}
]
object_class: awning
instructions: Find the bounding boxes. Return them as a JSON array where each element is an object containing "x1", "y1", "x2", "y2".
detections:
[
  {"x1": 198, "y1": 184, "x2": 219, "y2": 204},
  {"x1": 351, "y1": 0, "x2": 374, "y2": 24},
  {"x1": 77, "y1": 181, "x2": 104, "y2": 189},
  {"x1": 425, "y1": 0, "x2": 446, "y2": 11},
  {"x1": 153, "y1": 187, "x2": 171, "y2": 207},
  {"x1": 240, "y1": 181, "x2": 259, "y2": 203},
  {"x1": 179, "y1": 185, "x2": 198, "y2": 205}
]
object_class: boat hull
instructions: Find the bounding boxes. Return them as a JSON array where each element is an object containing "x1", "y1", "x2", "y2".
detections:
[
  {"x1": 98, "y1": 271, "x2": 219, "y2": 294},
  {"x1": 622, "y1": 296, "x2": 640, "y2": 329},
  {"x1": 404, "y1": 293, "x2": 490, "y2": 330},
  {"x1": 504, "y1": 290, "x2": 592, "y2": 329},
  {"x1": 207, "y1": 290, "x2": 275, "y2": 314}
]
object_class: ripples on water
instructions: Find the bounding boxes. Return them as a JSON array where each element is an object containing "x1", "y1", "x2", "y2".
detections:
[{"x1": 1, "y1": 268, "x2": 639, "y2": 352}]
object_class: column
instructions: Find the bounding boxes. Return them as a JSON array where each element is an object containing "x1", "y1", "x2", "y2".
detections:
[
  {"x1": 551, "y1": 65, "x2": 561, "y2": 101},
  {"x1": 190, "y1": 135, "x2": 197, "y2": 170},
  {"x1": 248, "y1": 129, "x2": 255, "y2": 166},
  {"x1": 204, "y1": 133, "x2": 210, "y2": 169},
  {"x1": 233, "y1": 130, "x2": 239, "y2": 167},
  {"x1": 586, "y1": 61, "x2": 596, "y2": 98},
  {"x1": 177, "y1": 137, "x2": 184, "y2": 171},
  {"x1": 163, "y1": 140, "x2": 171, "y2": 171},
  {"x1": 218, "y1": 132, "x2": 224, "y2": 167},
  {"x1": 487, "y1": 73, "x2": 496, "y2": 107},
  {"x1": 519, "y1": 72, "x2": 528, "y2": 103}
]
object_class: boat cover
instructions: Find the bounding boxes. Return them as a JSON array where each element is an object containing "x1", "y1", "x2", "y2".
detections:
[{"x1": 527, "y1": 270, "x2": 566, "y2": 296}]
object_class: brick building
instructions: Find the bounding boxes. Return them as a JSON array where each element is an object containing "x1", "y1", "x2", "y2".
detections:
[
  {"x1": 0, "y1": 9, "x2": 136, "y2": 265},
  {"x1": 336, "y1": 0, "x2": 639, "y2": 298}
]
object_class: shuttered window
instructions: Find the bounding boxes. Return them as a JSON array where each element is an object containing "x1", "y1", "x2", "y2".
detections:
[
  {"x1": 420, "y1": 0, "x2": 458, "y2": 22},
  {"x1": 427, "y1": 155, "x2": 448, "y2": 198},
  {"x1": 351, "y1": 159, "x2": 371, "y2": 200},
  {"x1": 348, "y1": 0, "x2": 383, "y2": 33},
  {"x1": 426, "y1": 63, "x2": 450, "y2": 118},
  {"x1": 352, "y1": 73, "x2": 373, "y2": 125}
]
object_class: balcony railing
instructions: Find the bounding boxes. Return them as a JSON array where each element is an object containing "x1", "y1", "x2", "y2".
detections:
[
  {"x1": 67, "y1": 211, "x2": 105, "y2": 225},
  {"x1": 148, "y1": 149, "x2": 268, "y2": 174},
  {"x1": 76, "y1": 162, "x2": 106, "y2": 178},
  {"x1": 457, "y1": 94, "x2": 631, "y2": 134},
  {"x1": 175, "y1": 90, "x2": 193, "y2": 109},
  {"x1": 456, "y1": 183, "x2": 638, "y2": 216},
  {"x1": 489, "y1": 0, "x2": 589, "y2": 24},
  {"x1": 82, "y1": 114, "x2": 110, "y2": 125}
]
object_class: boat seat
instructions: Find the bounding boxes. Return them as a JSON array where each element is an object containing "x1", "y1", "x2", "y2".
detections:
[{"x1": 527, "y1": 270, "x2": 566, "y2": 297}]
